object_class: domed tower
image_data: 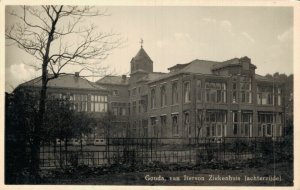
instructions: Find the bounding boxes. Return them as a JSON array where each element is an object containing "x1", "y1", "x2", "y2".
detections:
[{"x1": 130, "y1": 39, "x2": 153, "y2": 74}]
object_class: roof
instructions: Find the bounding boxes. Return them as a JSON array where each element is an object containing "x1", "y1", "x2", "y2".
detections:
[
  {"x1": 211, "y1": 58, "x2": 240, "y2": 70},
  {"x1": 182, "y1": 59, "x2": 218, "y2": 74},
  {"x1": 138, "y1": 72, "x2": 166, "y2": 83},
  {"x1": 255, "y1": 74, "x2": 285, "y2": 85},
  {"x1": 148, "y1": 59, "x2": 218, "y2": 83},
  {"x1": 96, "y1": 75, "x2": 129, "y2": 86},
  {"x1": 255, "y1": 74, "x2": 277, "y2": 82},
  {"x1": 130, "y1": 69, "x2": 149, "y2": 75},
  {"x1": 168, "y1": 63, "x2": 190, "y2": 71},
  {"x1": 18, "y1": 74, "x2": 106, "y2": 91},
  {"x1": 131, "y1": 47, "x2": 153, "y2": 63}
]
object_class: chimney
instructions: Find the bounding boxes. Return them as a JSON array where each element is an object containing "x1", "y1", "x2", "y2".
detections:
[
  {"x1": 75, "y1": 72, "x2": 80, "y2": 77},
  {"x1": 122, "y1": 75, "x2": 127, "y2": 80}
]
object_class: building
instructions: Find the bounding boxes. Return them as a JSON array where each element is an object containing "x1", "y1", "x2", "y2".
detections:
[
  {"x1": 96, "y1": 75, "x2": 130, "y2": 137},
  {"x1": 101, "y1": 44, "x2": 285, "y2": 138},
  {"x1": 13, "y1": 72, "x2": 110, "y2": 139},
  {"x1": 13, "y1": 44, "x2": 286, "y2": 139}
]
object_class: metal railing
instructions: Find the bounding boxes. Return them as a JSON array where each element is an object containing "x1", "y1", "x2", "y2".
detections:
[{"x1": 36, "y1": 137, "x2": 291, "y2": 168}]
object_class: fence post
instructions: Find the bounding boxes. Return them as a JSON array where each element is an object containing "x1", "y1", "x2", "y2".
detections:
[
  {"x1": 107, "y1": 138, "x2": 110, "y2": 164},
  {"x1": 254, "y1": 137, "x2": 257, "y2": 159},
  {"x1": 150, "y1": 138, "x2": 153, "y2": 162},
  {"x1": 189, "y1": 138, "x2": 191, "y2": 163},
  {"x1": 223, "y1": 137, "x2": 226, "y2": 162}
]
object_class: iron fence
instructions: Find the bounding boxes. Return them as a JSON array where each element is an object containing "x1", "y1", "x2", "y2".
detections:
[{"x1": 35, "y1": 137, "x2": 291, "y2": 168}]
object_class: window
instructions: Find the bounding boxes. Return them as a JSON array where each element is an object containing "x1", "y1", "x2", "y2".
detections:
[
  {"x1": 197, "y1": 110, "x2": 205, "y2": 130},
  {"x1": 257, "y1": 86, "x2": 274, "y2": 105},
  {"x1": 258, "y1": 113, "x2": 276, "y2": 137},
  {"x1": 205, "y1": 81, "x2": 226, "y2": 103},
  {"x1": 240, "y1": 76, "x2": 252, "y2": 104},
  {"x1": 150, "y1": 88, "x2": 156, "y2": 109},
  {"x1": 241, "y1": 112, "x2": 252, "y2": 137},
  {"x1": 183, "y1": 81, "x2": 191, "y2": 103},
  {"x1": 184, "y1": 112, "x2": 191, "y2": 137},
  {"x1": 233, "y1": 91, "x2": 237, "y2": 103},
  {"x1": 172, "y1": 82, "x2": 178, "y2": 104},
  {"x1": 121, "y1": 108, "x2": 126, "y2": 115},
  {"x1": 258, "y1": 125, "x2": 263, "y2": 137},
  {"x1": 151, "y1": 117, "x2": 158, "y2": 137},
  {"x1": 197, "y1": 80, "x2": 202, "y2": 101},
  {"x1": 206, "y1": 126, "x2": 210, "y2": 137},
  {"x1": 113, "y1": 107, "x2": 118, "y2": 115},
  {"x1": 206, "y1": 111, "x2": 227, "y2": 137},
  {"x1": 275, "y1": 124, "x2": 282, "y2": 137},
  {"x1": 160, "y1": 115, "x2": 167, "y2": 137},
  {"x1": 277, "y1": 87, "x2": 282, "y2": 106},
  {"x1": 138, "y1": 120, "x2": 142, "y2": 137},
  {"x1": 232, "y1": 77, "x2": 238, "y2": 103},
  {"x1": 142, "y1": 120, "x2": 148, "y2": 137},
  {"x1": 266, "y1": 124, "x2": 272, "y2": 136},
  {"x1": 111, "y1": 102, "x2": 127, "y2": 116},
  {"x1": 211, "y1": 124, "x2": 216, "y2": 136},
  {"x1": 216, "y1": 124, "x2": 222, "y2": 137},
  {"x1": 172, "y1": 114, "x2": 179, "y2": 136},
  {"x1": 132, "y1": 101, "x2": 136, "y2": 115},
  {"x1": 232, "y1": 111, "x2": 238, "y2": 136},
  {"x1": 132, "y1": 88, "x2": 136, "y2": 96},
  {"x1": 161, "y1": 85, "x2": 166, "y2": 107},
  {"x1": 90, "y1": 95, "x2": 108, "y2": 112},
  {"x1": 132, "y1": 121, "x2": 137, "y2": 137},
  {"x1": 71, "y1": 94, "x2": 88, "y2": 112},
  {"x1": 112, "y1": 90, "x2": 119, "y2": 96}
]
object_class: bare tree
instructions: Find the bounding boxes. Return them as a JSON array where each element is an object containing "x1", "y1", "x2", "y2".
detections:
[{"x1": 5, "y1": 5, "x2": 122, "y2": 176}]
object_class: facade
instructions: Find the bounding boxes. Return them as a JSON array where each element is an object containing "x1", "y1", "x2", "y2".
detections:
[
  {"x1": 96, "y1": 75, "x2": 130, "y2": 137},
  {"x1": 14, "y1": 72, "x2": 110, "y2": 139},
  {"x1": 14, "y1": 45, "x2": 286, "y2": 139},
  {"x1": 100, "y1": 45, "x2": 285, "y2": 139}
]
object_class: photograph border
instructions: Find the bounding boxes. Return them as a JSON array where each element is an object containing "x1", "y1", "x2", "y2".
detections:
[{"x1": 0, "y1": 0, "x2": 299, "y2": 189}]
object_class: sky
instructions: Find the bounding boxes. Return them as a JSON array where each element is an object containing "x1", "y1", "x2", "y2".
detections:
[{"x1": 5, "y1": 6, "x2": 293, "y2": 92}]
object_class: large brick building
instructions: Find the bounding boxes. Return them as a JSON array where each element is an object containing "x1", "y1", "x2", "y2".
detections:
[
  {"x1": 100, "y1": 44, "x2": 285, "y2": 138},
  {"x1": 14, "y1": 44, "x2": 286, "y2": 139}
]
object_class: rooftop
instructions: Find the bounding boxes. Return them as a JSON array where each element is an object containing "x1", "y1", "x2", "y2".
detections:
[
  {"x1": 131, "y1": 47, "x2": 153, "y2": 63},
  {"x1": 96, "y1": 75, "x2": 129, "y2": 86},
  {"x1": 211, "y1": 58, "x2": 240, "y2": 70},
  {"x1": 18, "y1": 74, "x2": 106, "y2": 91},
  {"x1": 148, "y1": 59, "x2": 219, "y2": 83}
]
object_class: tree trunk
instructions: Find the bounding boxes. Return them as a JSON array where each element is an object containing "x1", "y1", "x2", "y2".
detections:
[
  {"x1": 29, "y1": 10, "x2": 57, "y2": 176},
  {"x1": 30, "y1": 64, "x2": 48, "y2": 178}
]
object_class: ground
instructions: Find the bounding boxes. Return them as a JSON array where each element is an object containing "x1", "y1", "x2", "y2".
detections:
[{"x1": 44, "y1": 161, "x2": 293, "y2": 186}]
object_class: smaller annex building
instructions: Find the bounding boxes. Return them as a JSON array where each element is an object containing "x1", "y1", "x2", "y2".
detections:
[{"x1": 13, "y1": 72, "x2": 111, "y2": 139}]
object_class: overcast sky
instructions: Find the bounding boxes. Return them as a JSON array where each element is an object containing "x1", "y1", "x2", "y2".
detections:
[{"x1": 5, "y1": 6, "x2": 293, "y2": 92}]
